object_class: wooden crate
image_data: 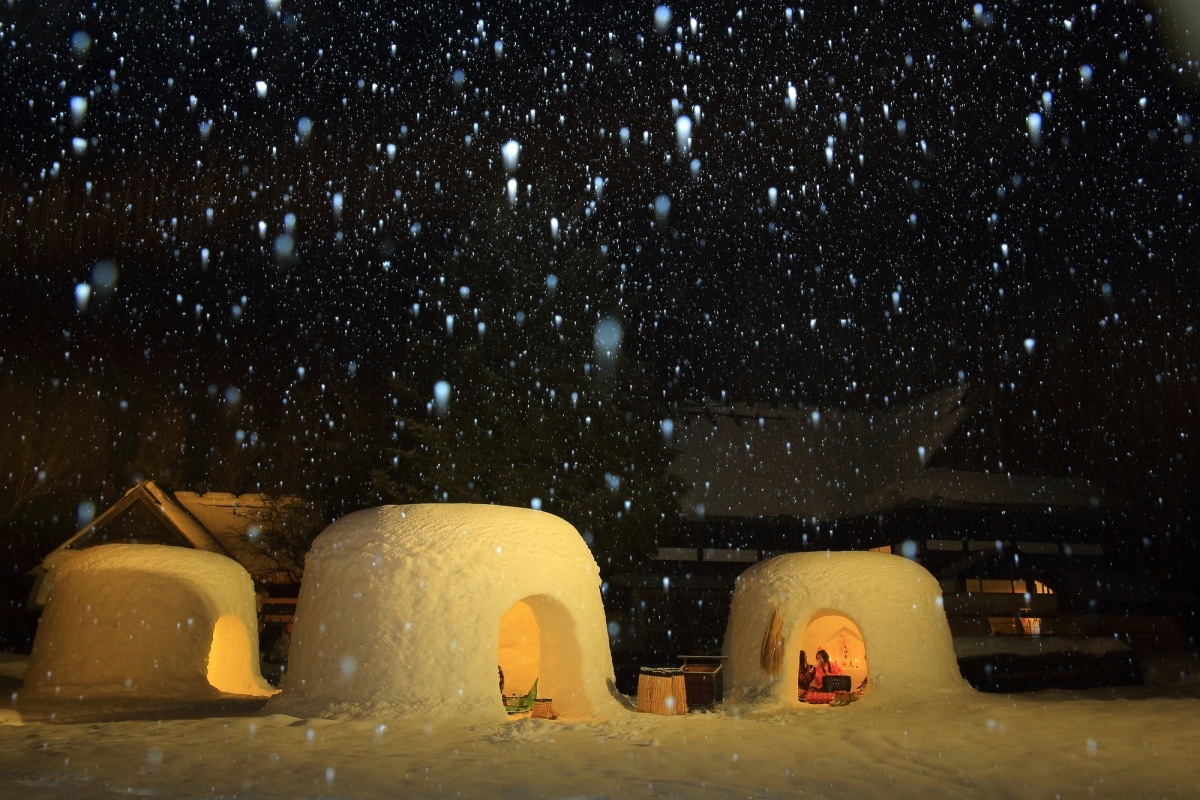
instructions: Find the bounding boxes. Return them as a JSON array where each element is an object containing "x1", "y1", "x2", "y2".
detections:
[{"x1": 678, "y1": 655, "x2": 726, "y2": 707}]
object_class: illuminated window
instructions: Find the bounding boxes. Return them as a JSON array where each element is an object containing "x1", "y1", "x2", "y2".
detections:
[
  {"x1": 986, "y1": 616, "x2": 1043, "y2": 636},
  {"x1": 965, "y1": 579, "x2": 1055, "y2": 595}
]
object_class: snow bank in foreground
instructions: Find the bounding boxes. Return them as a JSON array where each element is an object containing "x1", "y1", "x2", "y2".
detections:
[
  {"x1": 273, "y1": 504, "x2": 624, "y2": 721},
  {"x1": 723, "y1": 551, "x2": 969, "y2": 708},
  {"x1": 24, "y1": 544, "x2": 275, "y2": 701}
]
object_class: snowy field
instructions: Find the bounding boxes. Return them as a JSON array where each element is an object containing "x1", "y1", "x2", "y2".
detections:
[{"x1": 2, "y1": 653, "x2": 1198, "y2": 800}]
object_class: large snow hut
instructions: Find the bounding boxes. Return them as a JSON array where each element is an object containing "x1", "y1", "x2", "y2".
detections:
[{"x1": 275, "y1": 504, "x2": 624, "y2": 721}]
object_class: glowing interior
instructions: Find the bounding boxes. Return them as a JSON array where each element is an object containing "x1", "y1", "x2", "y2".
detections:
[
  {"x1": 797, "y1": 613, "x2": 869, "y2": 692},
  {"x1": 497, "y1": 595, "x2": 587, "y2": 717},
  {"x1": 207, "y1": 615, "x2": 261, "y2": 695},
  {"x1": 498, "y1": 599, "x2": 541, "y2": 698}
]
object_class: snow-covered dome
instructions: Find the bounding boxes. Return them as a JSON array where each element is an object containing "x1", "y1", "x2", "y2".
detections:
[
  {"x1": 722, "y1": 551, "x2": 969, "y2": 708},
  {"x1": 25, "y1": 544, "x2": 276, "y2": 700},
  {"x1": 275, "y1": 504, "x2": 624, "y2": 720}
]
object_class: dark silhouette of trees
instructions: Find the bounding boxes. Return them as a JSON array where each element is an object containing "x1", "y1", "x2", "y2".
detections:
[
  {"x1": 0, "y1": 382, "x2": 109, "y2": 528},
  {"x1": 373, "y1": 190, "x2": 679, "y2": 569}
]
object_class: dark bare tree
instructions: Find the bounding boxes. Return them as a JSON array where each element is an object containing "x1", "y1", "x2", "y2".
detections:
[{"x1": 0, "y1": 382, "x2": 108, "y2": 527}]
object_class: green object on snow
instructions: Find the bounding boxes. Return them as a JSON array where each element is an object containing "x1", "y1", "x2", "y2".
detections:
[{"x1": 503, "y1": 678, "x2": 538, "y2": 713}]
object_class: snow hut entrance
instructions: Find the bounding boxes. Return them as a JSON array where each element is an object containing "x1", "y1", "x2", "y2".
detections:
[
  {"x1": 207, "y1": 615, "x2": 268, "y2": 696},
  {"x1": 796, "y1": 613, "x2": 868, "y2": 693},
  {"x1": 497, "y1": 595, "x2": 584, "y2": 717}
]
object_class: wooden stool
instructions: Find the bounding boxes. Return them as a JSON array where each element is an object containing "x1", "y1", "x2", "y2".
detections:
[{"x1": 636, "y1": 667, "x2": 688, "y2": 715}]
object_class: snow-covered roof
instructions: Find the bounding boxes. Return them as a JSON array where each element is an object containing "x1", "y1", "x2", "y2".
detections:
[
  {"x1": 42, "y1": 482, "x2": 302, "y2": 586},
  {"x1": 898, "y1": 468, "x2": 1099, "y2": 512},
  {"x1": 55, "y1": 481, "x2": 229, "y2": 554},
  {"x1": 174, "y1": 490, "x2": 303, "y2": 583},
  {"x1": 670, "y1": 386, "x2": 1099, "y2": 521}
]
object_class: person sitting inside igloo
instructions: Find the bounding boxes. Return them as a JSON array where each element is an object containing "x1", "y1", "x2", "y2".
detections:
[
  {"x1": 724, "y1": 550, "x2": 968, "y2": 710},
  {"x1": 812, "y1": 648, "x2": 843, "y2": 691},
  {"x1": 797, "y1": 649, "x2": 816, "y2": 694}
]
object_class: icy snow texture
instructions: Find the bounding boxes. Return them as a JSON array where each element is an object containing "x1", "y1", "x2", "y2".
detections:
[
  {"x1": 723, "y1": 551, "x2": 968, "y2": 708},
  {"x1": 25, "y1": 544, "x2": 275, "y2": 700},
  {"x1": 275, "y1": 504, "x2": 623, "y2": 720}
]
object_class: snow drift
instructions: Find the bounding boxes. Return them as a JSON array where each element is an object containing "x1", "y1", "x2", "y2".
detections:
[
  {"x1": 723, "y1": 551, "x2": 969, "y2": 708},
  {"x1": 274, "y1": 504, "x2": 624, "y2": 720},
  {"x1": 24, "y1": 544, "x2": 275, "y2": 700}
]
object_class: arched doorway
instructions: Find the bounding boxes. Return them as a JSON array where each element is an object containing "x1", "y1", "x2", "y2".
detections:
[
  {"x1": 796, "y1": 612, "x2": 868, "y2": 694},
  {"x1": 207, "y1": 614, "x2": 265, "y2": 695},
  {"x1": 498, "y1": 594, "x2": 587, "y2": 717}
]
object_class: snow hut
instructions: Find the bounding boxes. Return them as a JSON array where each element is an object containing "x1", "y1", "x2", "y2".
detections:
[
  {"x1": 276, "y1": 504, "x2": 623, "y2": 720},
  {"x1": 30, "y1": 481, "x2": 305, "y2": 638},
  {"x1": 722, "y1": 551, "x2": 968, "y2": 708},
  {"x1": 25, "y1": 544, "x2": 276, "y2": 700}
]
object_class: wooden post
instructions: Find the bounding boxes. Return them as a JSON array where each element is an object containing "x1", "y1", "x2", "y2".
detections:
[{"x1": 636, "y1": 668, "x2": 688, "y2": 715}]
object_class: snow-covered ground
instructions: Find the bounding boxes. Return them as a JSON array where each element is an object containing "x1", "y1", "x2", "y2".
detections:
[
  {"x1": 2, "y1": 651, "x2": 1198, "y2": 799},
  {"x1": 6, "y1": 510, "x2": 1198, "y2": 797}
]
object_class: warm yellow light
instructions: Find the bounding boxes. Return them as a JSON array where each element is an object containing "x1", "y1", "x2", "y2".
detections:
[
  {"x1": 207, "y1": 615, "x2": 272, "y2": 696},
  {"x1": 798, "y1": 613, "x2": 869, "y2": 690},
  {"x1": 498, "y1": 600, "x2": 541, "y2": 698}
]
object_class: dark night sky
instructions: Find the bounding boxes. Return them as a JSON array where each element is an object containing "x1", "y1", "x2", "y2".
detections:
[{"x1": 2, "y1": 2, "x2": 1199, "y2": 548}]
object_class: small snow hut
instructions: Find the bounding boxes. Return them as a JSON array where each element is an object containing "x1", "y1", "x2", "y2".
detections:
[
  {"x1": 25, "y1": 544, "x2": 276, "y2": 700},
  {"x1": 275, "y1": 504, "x2": 623, "y2": 720},
  {"x1": 30, "y1": 481, "x2": 304, "y2": 637},
  {"x1": 722, "y1": 551, "x2": 968, "y2": 708}
]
